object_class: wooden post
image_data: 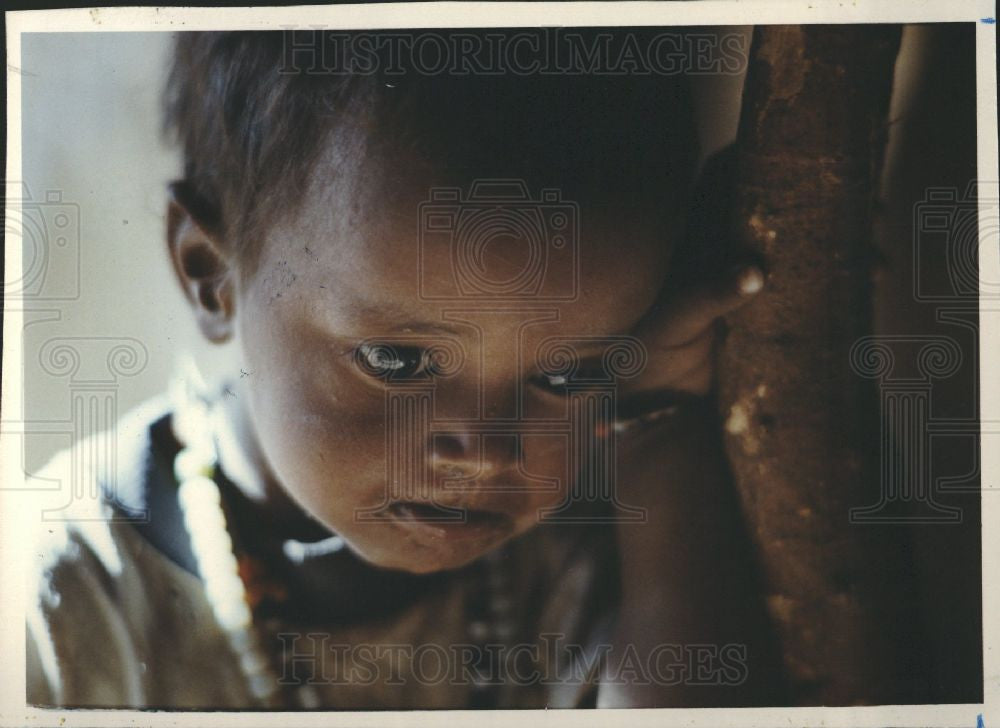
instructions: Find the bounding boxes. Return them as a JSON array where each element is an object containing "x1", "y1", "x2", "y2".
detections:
[{"x1": 718, "y1": 25, "x2": 911, "y2": 705}]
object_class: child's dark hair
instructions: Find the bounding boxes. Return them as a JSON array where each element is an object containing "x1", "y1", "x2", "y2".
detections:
[{"x1": 163, "y1": 30, "x2": 700, "y2": 266}]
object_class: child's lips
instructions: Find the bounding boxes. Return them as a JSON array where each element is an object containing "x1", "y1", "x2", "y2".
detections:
[{"x1": 387, "y1": 500, "x2": 515, "y2": 542}]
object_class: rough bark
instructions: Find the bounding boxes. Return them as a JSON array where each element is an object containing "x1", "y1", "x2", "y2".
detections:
[{"x1": 718, "y1": 25, "x2": 911, "y2": 705}]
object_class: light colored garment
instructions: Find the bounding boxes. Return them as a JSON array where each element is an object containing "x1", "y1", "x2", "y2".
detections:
[{"x1": 27, "y1": 398, "x2": 616, "y2": 709}]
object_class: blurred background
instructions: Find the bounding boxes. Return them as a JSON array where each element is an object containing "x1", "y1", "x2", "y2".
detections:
[{"x1": 17, "y1": 32, "x2": 213, "y2": 473}]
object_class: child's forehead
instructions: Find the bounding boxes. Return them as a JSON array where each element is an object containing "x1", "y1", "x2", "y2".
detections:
[
  {"x1": 254, "y1": 155, "x2": 677, "y2": 339},
  {"x1": 285, "y1": 139, "x2": 677, "y2": 260}
]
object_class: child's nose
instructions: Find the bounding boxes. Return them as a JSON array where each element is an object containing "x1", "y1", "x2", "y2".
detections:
[{"x1": 430, "y1": 432, "x2": 521, "y2": 477}]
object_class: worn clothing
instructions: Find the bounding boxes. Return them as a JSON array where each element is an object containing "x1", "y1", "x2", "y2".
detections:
[{"x1": 27, "y1": 395, "x2": 620, "y2": 709}]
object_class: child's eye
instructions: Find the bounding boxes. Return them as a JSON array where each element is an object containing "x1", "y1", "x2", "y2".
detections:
[
  {"x1": 356, "y1": 343, "x2": 434, "y2": 380},
  {"x1": 529, "y1": 364, "x2": 605, "y2": 396},
  {"x1": 529, "y1": 372, "x2": 570, "y2": 395}
]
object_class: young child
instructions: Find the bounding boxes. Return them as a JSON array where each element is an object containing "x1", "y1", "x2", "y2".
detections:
[{"x1": 27, "y1": 29, "x2": 775, "y2": 709}]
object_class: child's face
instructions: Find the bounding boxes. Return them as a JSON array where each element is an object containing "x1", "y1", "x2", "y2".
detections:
[{"x1": 224, "y1": 143, "x2": 681, "y2": 574}]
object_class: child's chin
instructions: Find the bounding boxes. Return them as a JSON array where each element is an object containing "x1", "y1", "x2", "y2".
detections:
[{"x1": 361, "y1": 539, "x2": 506, "y2": 575}]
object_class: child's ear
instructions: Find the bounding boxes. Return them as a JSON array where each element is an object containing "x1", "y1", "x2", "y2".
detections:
[{"x1": 166, "y1": 182, "x2": 235, "y2": 344}]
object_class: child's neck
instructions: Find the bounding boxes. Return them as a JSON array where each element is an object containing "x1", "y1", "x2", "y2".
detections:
[{"x1": 213, "y1": 389, "x2": 332, "y2": 543}]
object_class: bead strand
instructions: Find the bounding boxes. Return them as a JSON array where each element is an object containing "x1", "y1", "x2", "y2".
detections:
[{"x1": 174, "y1": 429, "x2": 282, "y2": 705}]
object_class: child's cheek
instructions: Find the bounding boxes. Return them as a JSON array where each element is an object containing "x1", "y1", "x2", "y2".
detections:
[{"x1": 233, "y1": 306, "x2": 376, "y2": 520}]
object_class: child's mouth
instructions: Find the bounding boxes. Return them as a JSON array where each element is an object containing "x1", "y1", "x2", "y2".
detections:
[{"x1": 387, "y1": 500, "x2": 515, "y2": 543}]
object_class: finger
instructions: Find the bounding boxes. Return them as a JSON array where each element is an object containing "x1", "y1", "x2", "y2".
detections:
[{"x1": 635, "y1": 265, "x2": 765, "y2": 349}]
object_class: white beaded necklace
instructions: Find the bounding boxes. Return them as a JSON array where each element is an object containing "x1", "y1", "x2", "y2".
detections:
[
  {"x1": 171, "y1": 386, "x2": 286, "y2": 706},
  {"x1": 170, "y1": 378, "x2": 325, "y2": 708}
]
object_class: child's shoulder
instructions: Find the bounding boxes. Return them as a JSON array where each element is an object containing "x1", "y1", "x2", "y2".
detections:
[
  {"x1": 25, "y1": 394, "x2": 246, "y2": 707},
  {"x1": 27, "y1": 394, "x2": 176, "y2": 578},
  {"x1": 25, "y1": 396, "x2": 165, "y2": 702},
  {"x1": 27, "y1": 393, "x2": 174, "y2": 587}
]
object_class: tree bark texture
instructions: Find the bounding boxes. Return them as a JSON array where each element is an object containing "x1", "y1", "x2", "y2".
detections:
[{"x1": 718, "y1": 25, "x2": 914, "y2": 705}]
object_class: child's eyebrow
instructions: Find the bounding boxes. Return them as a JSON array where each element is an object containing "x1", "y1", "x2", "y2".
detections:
[
  {"x1": 346, "y1": 300, "x2": 465, "y2": 337},
  {"x1": 307, "y1": 292, "x2": 463, "y2": 340},
  {"x1": 383, "y1": 320, "x2": 464, "y2": 337}
]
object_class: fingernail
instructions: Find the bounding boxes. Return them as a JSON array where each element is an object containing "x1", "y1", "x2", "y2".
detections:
[{"x1": 738, "y1": 267, "x2": 765, "y2": 295}]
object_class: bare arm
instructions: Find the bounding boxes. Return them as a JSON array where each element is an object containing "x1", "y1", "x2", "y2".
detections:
[
  {"x1": 593, "y1": 262, "x2": 786, "y2": 707},
  {"x1": 597, "y1": 396, "x2": 785, "y2": 707}
]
